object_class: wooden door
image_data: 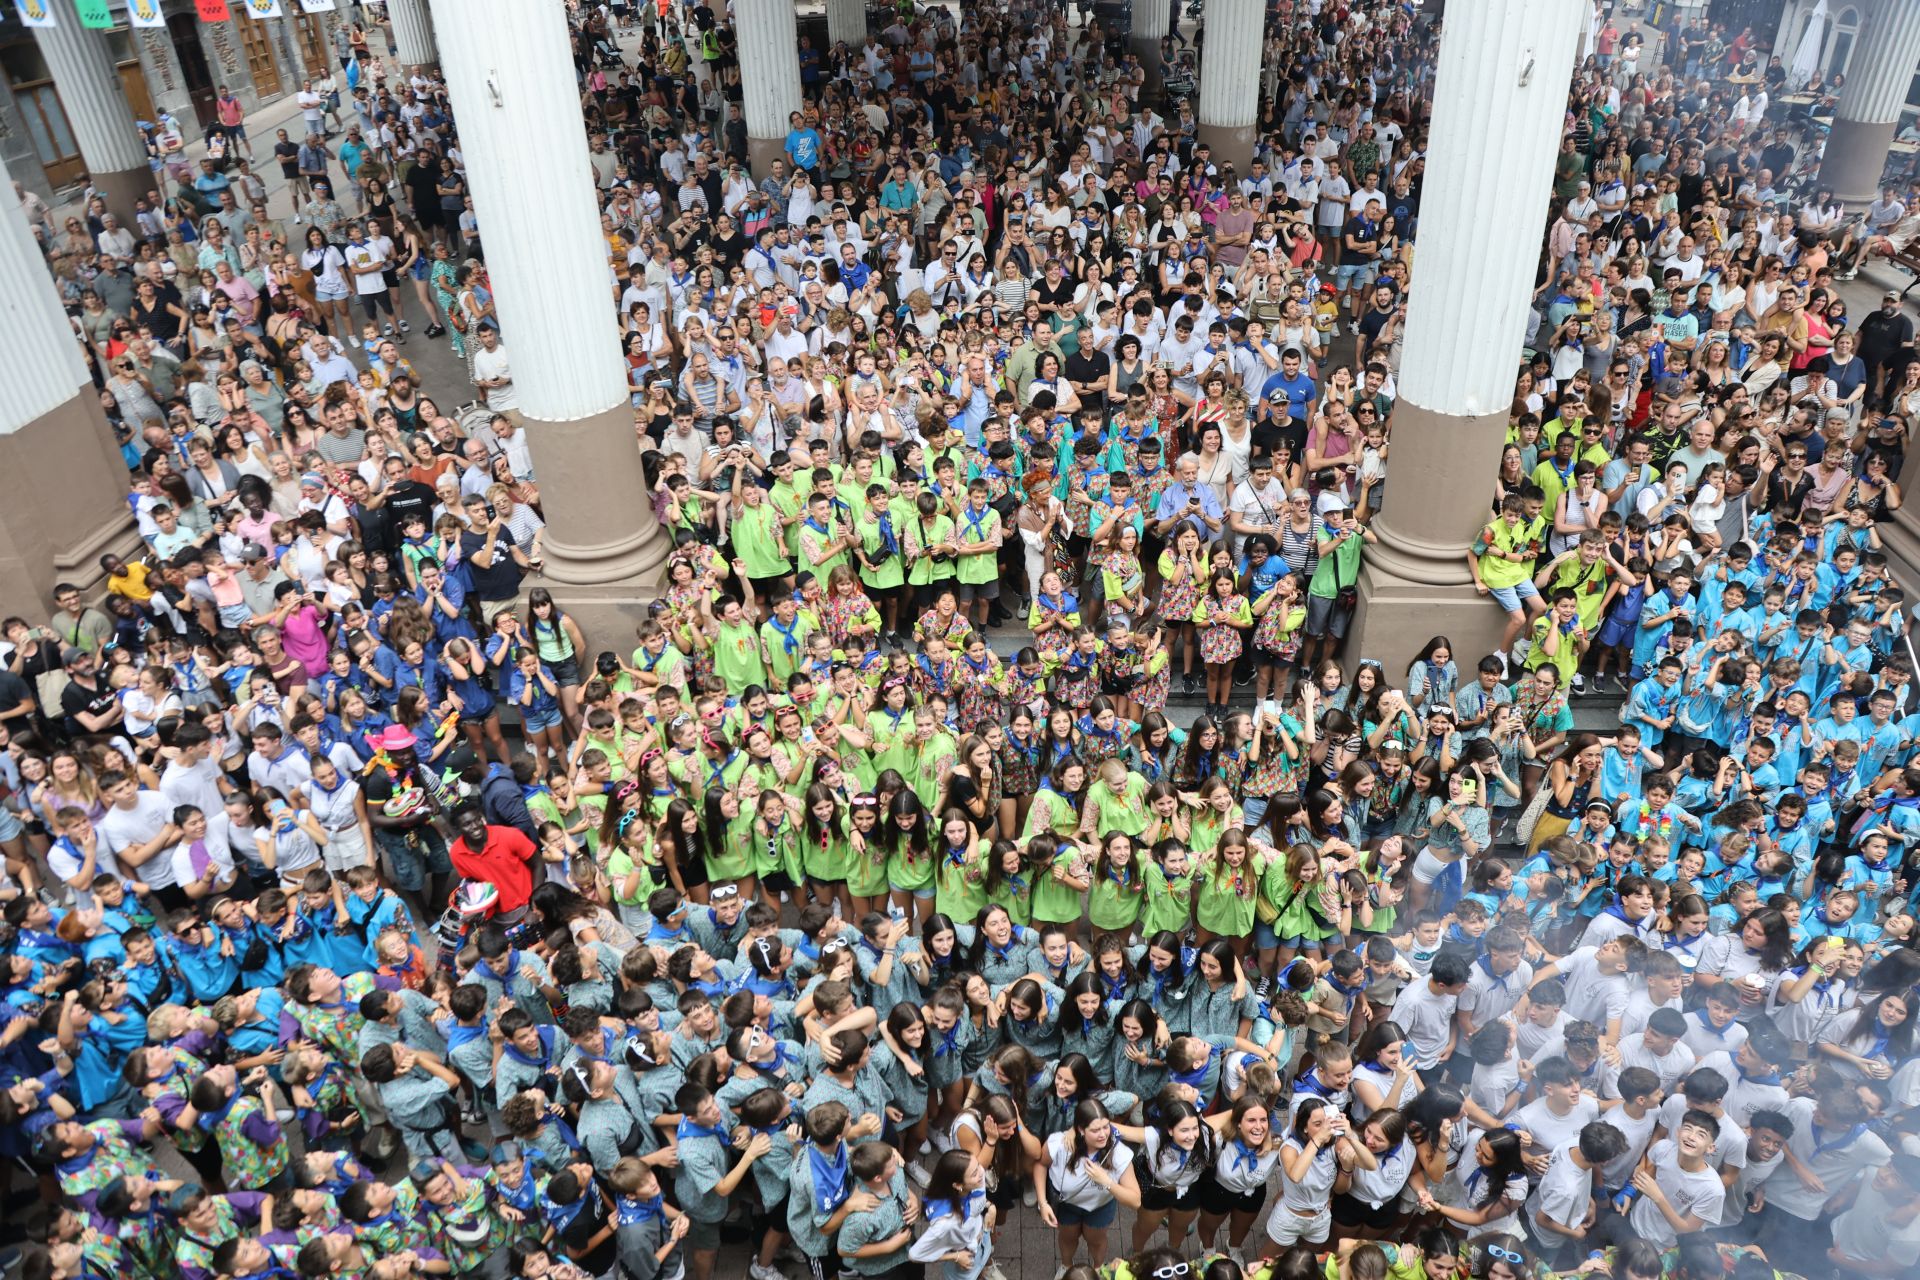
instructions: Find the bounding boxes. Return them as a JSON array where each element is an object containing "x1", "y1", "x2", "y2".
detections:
[
  {"x1": 167, "y1": 14, "x2": 219, "y2": 125},
  {"x1": 236, "y1": 17, "x2": 281, "y2": 97},
  {"x1": 10, "y1": 77, "x2": 84, "y2": 187},
  {"x1": 294, "y1": 13, "x2": 331, "y2": 79},
  {"x1": 117, "y1": 60, "x2": 157, "y2": 128}
]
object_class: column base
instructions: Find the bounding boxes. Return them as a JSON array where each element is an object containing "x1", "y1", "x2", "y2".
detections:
[
  {"x1": 748, "y1": 135, "x2": 786, "y2": 182},
  {"x1": 522, "y1": 401, "x2": 672, "y2": 645},
  {"x1": 1348, "y1": 562, "x2": 1511, "y2": 680},
  {"x1": 0, "y1": 391, "x2": 140, "y2": 609},
  {"x1": 1821, "y1": 117, "x2": 1899, "y2": 206},
  {"x1": 1350, "y1": 399, "x2": 1509, "y2": 674},
  {"x1": 90, "y1": 166, "x2": 153, "y2": 227},
  {"x1": 1196, "y1": 122, "x2": 1256, "y2": 174}
]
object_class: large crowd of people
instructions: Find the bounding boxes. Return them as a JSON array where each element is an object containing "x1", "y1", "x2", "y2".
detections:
[{"x1": 8, "y1": 3, "x2": 1920, "y2": 1280}]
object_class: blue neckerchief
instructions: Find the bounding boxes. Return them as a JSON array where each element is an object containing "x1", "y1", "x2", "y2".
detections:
[
  {"x1": 926, "y1": 1189, "x2": 985, "y2": 1221},
  {"x1": 543, "y1": 1192, "x2": 588, "y2": 1232},
  {"x1": 195, "y1": 1087, "x2": 244, "y2": 1132},
  {"x1": 1295, "y1": 1068, "x2": 1332, "y2": 1098},
  {"x1": 477, "y1": 949, "x2": 523, "y2": 988},
  {"x1": 617, "y1": 1193, "x2": 667, "y2": 1226},
  {"x1": 1736, "y1": 1063, "x2": 1782, "y2": 1087},
  {"x1": 933, "y1": 1022, "x2": 961, "y2": 1058},
  {"x1": 1474, "y1": 955, "x2": 1511, "y2": 992},
  {"x1": 1170, "y1": 1043, "x2": 1213, "y2": 1089},
  {"x1": 987, "y1": 935, "x2": 1021, "y2": 962},
  {"x1": 677, "y1": 1116, "x2": 734, "y2": 1147},
  {"x1": 503, "y1": 1024, "x2": 560, "y2": 1068},
  {"x1": 498, "y1": 1158, "x2": 541, "y2": 1212},
  {"x1": 1810, "y1": 1121, "x2": 1866, "y2": 1160},
  {"x1": 810, "y1": 1140, "x2": 850, "y2": 1214},
  {"x1": 769, "y1": 614, "x2": 804, "y2": 660},
  {"x1": 1230, "y1": 1138, "x2": 1263, "y2": 1173}
]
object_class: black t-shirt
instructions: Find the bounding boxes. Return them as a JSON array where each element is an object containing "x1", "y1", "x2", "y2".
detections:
[
  {"x1": 0, "y1": 669, "x2": 33, "y2": 719},
  {"x1": 1065, "y1": 349, "x2": 1111, "y2": 411},
  {"x1": 461, "y1": 527, "x2": 524, "y2": 603},
  {"x1": 557, "y1": 1186, "x2": 617, "y2": 1276},
  {"x1": 382, "y1": 479, "x2": 438, "y2": 532},
  {"x1": 60, "y1": 675, "x2": 117, "y2": 737},
  {"x1": 274, "y1": 140, "x2": 300, "y2": 177},
  {"x1": 1341, "y1": 214, "x2": 1380, "y2": 266},
  {"x1": 710, "y1": 228, "x2": 747, "y2": 270}
]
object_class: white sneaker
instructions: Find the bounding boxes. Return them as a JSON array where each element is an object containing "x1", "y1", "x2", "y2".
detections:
[
  {"x1": 749, "y1": 1264, "x2": 783, "y2": 1280},
  {"x1": 398, "y1": 319, "x2": 411, "y2": 331},
  {"x1": 1229, "y1": 1248, "x2": 1245, "y2": 1268},
  {"x1": 1023, "y1": 1185, "x2": 1038, "y2": 1208},
  {"x1": 382, "y1": 323, "x2": 395, "y2": 336},
  {"x1": 347, "y1": 334, "x2": 361, "y2": 348},
  {"x1": 906, "y1": 1161, "x2": 931, "y2": 1189},
  {"x1": 929, "y1": 1130, "x2": 954, "y2": 1153},
  {"x1": 917, "y1": 1139, "x2": 931, "y2": 1156},
  {"x1": 1053, "y1": 1268, "x2": 1068, "y2": 1280},
  {"x1": 1572, "y1": 672, "x2": 1586, "y2": 695}
]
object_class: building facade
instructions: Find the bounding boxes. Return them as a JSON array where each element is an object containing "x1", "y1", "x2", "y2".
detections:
[{"x1": 0, "y1": 0, "x2": 354, "y2": 201}]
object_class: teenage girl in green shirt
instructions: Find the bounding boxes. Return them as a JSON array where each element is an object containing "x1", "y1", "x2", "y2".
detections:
[
  {"x1": 932, "y1": 812, "x2": 990, "y2": 922},
  {"x1": 881, "y1": 788, "x2": 935, "y2": 924},
  {"x1": 1195, "y1": 830, "x2": 1260, "y2": 949},
  {"x1": 1086, "y1": 832, "x2": 1145, "y2": 947}
]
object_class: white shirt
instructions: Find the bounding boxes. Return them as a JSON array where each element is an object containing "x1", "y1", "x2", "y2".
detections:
[
  {"x1": 98, "y1": 791, "x2": 180, "y2": 888},
  {"x1": 1627, "y1": 1139, "x2": 1726, "y2": 1247},
  {"x1": 1044, "y1": 1131, "x2": 1130, "y2": 1210},
  {"x1": 1526, "y1": 1143, "x2": 1597, "y2": 1242},
  {"x1": 1393, "y1": 978, "x2": 1459, "y2": 1069},
  {"x1": 472, "y1": 344, "x2": 518, "y2": 411}
]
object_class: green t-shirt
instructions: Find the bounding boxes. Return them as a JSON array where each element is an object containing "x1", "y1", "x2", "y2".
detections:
[
  {"x1": 734, "y1": 502, "x2": 793, "y2": 578},
  {"x1": 1308, "y1": 527, "x2": 1364, "y2": 600},
  {"x1": 953, "y1": 504, "x2": 1001, "y2": 585}
]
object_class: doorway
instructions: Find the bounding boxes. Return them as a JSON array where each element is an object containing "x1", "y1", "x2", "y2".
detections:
[
  {"x1": 167, "y1": 13, "x2": 218, "y2": 125},
  {"x1": 0, "y1": 39, "x2": 84, "y2": 189},
  {"x1": 294, "y1": 13, "x2": 332, "y2": 79},
  {"x1": 235, "y1": 17, "x2": 281, "y2": 98}
]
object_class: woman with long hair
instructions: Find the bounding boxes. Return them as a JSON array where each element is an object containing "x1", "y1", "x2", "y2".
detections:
[{"x1": 1033, "y1": 1098, "x2": 1142, "y2": 1273}]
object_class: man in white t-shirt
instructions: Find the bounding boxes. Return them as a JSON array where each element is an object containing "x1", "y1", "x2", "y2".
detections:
[
  {"x1": 1526, "y1": 1122, "x2": 1627, "y2": 1268},
  {"x1": 96, "y1": 771, "x2": 181, "y2": 896},
  {"x1": 1625, "y1": 1110, "x2": 1726, "y2": 1249},
  {"x1": 470, "y1": 325, "x2": 519, "y2": 416},
  {"x1": 1829, "y1": 1153, "x2": 1920, "y2": 1277},
  {"x1": 1393, "y1": 953, "x2": 1469, "y2": 1072}
]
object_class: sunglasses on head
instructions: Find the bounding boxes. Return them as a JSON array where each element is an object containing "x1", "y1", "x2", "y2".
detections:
[{"x1": 1484, "y1": 1246, "x2": 1525, "y2": 1266}]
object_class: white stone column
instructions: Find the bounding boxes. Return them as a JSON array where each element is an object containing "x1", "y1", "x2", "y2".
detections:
[
  {"x1": 1196, "y1": 0, "x2": 1264, "y2": 172},
  {"x1": 0, "y1": 150, "x2": 139, "y2": 609},
  {"x1": 826, "y1": 0, "x2": 865, "y2": 50},
  {"x1": 388, "y1": 0, "x2": 437, "y2": 73},
  {"x1": 1348, "y1": 0, "x2": 1586, "y2": 675},
  {"x1": 1132, "y1": 0, "x2": 1171, "y2": 92},
  {"x1": 736, "y1": 0, "x2": 803, "y2": 178},
  {"x1": 1820, "y1": 0, "x2": 1920, "y2": 203},
  {"x1": 428, "y1": 0, "x2": 667, "y2": 623},
  {"x1": 31, "y1": 18, "x2": 152, "y2": 221}
]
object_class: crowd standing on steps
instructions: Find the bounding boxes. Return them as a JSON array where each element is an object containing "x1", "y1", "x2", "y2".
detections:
[{"x1": 12, "y1": 4, "x2": 1920, "y2": 1280}]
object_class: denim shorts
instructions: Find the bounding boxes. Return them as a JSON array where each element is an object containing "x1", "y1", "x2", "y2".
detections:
[
  {"x1": 523, "y1": 705, "x2": 563, "y2": 733},
  {"x1": 1048, "y1": 1187, "x2": 1117, "y2": 1229},
  {"x1": 1488, "y1": 580, "x2": 1541, "y2": 613},
  {"x1": 887, "y1": 882, "x2": 936, "y2": 899},
  {"x1": 0, "y1": 807, "x2": 22, "y2": 842}
]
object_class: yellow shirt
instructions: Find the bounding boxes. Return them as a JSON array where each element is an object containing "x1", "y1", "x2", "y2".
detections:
[{"x1": 108, "y1": 563, "x2": 155, "y2": 604}]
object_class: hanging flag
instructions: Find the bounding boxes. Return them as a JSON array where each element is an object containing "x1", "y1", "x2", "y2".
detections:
[
  {"x1": 12, "y1": 0, "x2": 55, "y2": 27},
  {"x1": 74, "y1": 0, "x2": 114, "y2": 27},
  {"x1": 196, "y1": 0, "x2": 230, "y2": 18},
  {"x1": 240, "y1": 0, "x2": 282, "y2": 16},
  {"x1": 298, "y1": 0, "x2": 334, "y2": 10},
  {"x1": 125, "y1": 0, "x2": 166, "y2": 26}
]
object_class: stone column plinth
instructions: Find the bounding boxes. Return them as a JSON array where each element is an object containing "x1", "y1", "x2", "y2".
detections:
[
  {"x1": 31, "y1": 19, "x2": 152, "y2": 219},
  {"x1": 429, "y1": 0, "x2": 668, "y2": 643},
  {"x1": 1820, "y1": 0, "x2": 1920, "y2": 203},
  {"x1": 1196, "y1": 0, "x2": 1264, "y2": 172},
  {"x1": 1349, "y1": 0, "x2": 1585, "y2": 676},
  {"x1": 0, "y1": 150, "x2": 140, "y2": 608}
]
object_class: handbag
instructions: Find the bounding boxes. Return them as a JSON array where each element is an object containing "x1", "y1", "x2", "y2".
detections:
[
  {"x1": 1514, "y1": 782, "x2": 1555, "y2": 849},
  {"x1": 1333, "y1": 534, "x2": 1360, "y2": 615}
]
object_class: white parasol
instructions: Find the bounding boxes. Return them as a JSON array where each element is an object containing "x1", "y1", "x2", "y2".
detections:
[{"x1": 1789, "y1": 0, "x2": 1830, "y2": 89}]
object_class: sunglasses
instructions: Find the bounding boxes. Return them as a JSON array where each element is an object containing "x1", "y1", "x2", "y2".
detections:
[{"x1": 1484, "y1": 1246, "x2": 1526, "y2": 1266}]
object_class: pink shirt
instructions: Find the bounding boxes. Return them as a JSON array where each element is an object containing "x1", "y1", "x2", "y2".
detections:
[{"x1": 281, "y1": 603, "x2": 331, "y2": 677}]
